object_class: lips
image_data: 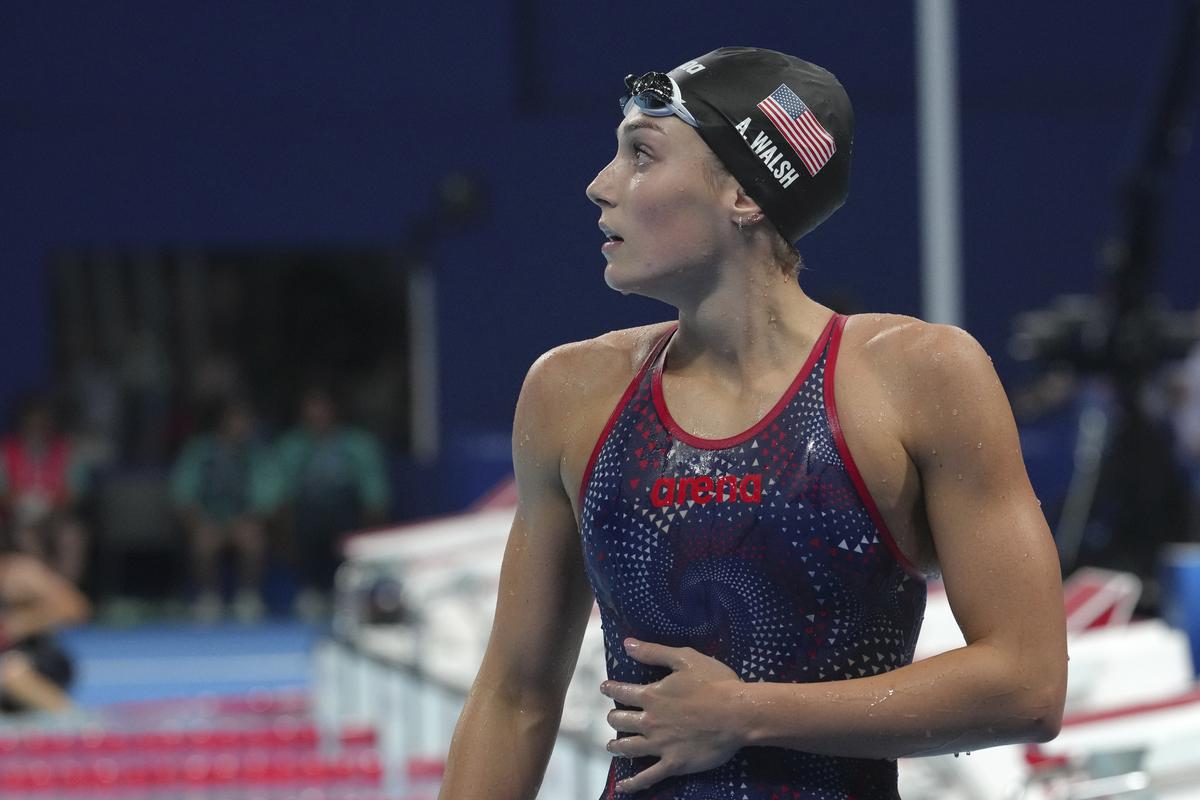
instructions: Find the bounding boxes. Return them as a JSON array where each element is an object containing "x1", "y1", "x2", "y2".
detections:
[
  {"x1": 599, "y1": 222, "x2": 623, "y2": 253},
  {"x1": 598, "y1": 221, "x2": 623, "y2": 242}
]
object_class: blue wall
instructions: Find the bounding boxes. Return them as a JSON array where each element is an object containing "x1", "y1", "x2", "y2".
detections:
[{"x1": 3, "y1": 2, "x2": 1198, "y2": 465}]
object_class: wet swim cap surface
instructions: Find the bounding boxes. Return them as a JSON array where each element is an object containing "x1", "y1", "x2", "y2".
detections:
[{"x1": 665, "y1": 47, "x2": 854, "y2": 242}]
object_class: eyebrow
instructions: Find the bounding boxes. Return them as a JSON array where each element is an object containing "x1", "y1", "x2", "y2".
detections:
[{"x1": 615, "y1": 119, "x2": 667, "y2": 137}]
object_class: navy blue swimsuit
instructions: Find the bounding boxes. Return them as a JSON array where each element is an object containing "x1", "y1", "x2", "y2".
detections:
[{"x1": 579, "y1": 314, "x2": 927, "y2": 800}]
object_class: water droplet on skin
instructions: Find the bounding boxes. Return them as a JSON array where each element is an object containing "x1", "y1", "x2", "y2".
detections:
[
  {"x1": 955, "y1": 474, "x2": 963, "y2": 481},
  {"x1": 951, "y1": 408, "x2": 958, "y2": 416},
  {"x1": 931, "y1": 449, "x2": 937, "y2": 456},
  {"x1": 976, "y1": 442, "x2": 983, "y2": 449}
]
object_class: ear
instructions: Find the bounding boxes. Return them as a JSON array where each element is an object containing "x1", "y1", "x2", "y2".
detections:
[{"x1": 731, "y1": 187, "x2": 766, "y2": 229}]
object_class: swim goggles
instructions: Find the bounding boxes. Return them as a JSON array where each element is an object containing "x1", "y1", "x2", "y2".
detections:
[{"x1": 619, "y1": 71, "x2": 699, "y2": 128}]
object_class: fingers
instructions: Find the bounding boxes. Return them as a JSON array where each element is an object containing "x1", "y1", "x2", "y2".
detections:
[
  {"x1": 606, "y1": 735, "x2": 656, "y2": 758},
  {"x1": 601, "y1": 680, "x2": 647, "y2": 707},
  {"x1": 606, "y1": 708, "x2": 645, "y2": 734},
  {"x1": 624, "y1": 638, "x2": 692, "y2": 669},
  {"x1": 617, "y1": 758, "x2": 679, "y2": 794}
]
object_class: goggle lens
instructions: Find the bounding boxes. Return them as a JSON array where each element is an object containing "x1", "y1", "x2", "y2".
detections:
[{"x1": 617, "y1": 72, "x2": 698, "y2": 126}]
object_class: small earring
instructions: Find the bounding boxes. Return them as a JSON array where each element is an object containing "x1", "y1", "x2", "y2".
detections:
[{"x1": 736, "y1": 217, "x2": 745, "y2": 231}]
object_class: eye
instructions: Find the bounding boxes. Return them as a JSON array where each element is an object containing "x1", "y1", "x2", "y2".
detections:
[{"x1": 632, "y1": 145, "x2": 652, "y2": 165}]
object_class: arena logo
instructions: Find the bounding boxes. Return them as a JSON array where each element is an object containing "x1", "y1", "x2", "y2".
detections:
[{"x1": 650, "y1": 474, "x2": 763, "y2": 508}]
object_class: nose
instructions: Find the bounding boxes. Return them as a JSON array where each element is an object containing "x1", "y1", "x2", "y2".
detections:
[{"x1": 586, "y1": 158, "x2": 617, "y2": 208}]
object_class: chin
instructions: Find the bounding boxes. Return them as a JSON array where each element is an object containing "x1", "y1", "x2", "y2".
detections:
[
  {"x1": 603, "y1": 262, "x2": 635, "y2": 293},
  {"x1": 603, "y1": 261, "x2": 654, "y2": 296},
  {"x1": 603, "y1": 263, "x2": 681, "y2": 304}
]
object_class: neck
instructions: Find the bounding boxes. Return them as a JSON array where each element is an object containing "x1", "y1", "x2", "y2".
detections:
[{"x1": 669, "y1": 260, "x2": 832, "y2": 379}]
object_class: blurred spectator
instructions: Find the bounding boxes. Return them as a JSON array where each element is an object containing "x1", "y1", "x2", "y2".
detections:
[
  {"x1": 170, "y1": 398, "x2": 279, "y2": 623},
  {"x1": 169, "y1": 350, "x2": 246, "y2": 455},
  {"x1": 0, "y1": 552, "x2": 90, "y2": 713},
  {"x1": 0, "y1": 396, "x2": 90, "y2": 585},
  {"x1": 119, "y1": 326, "x2": 173, "y2": 465},
  {"x1": 277, "y1": 385, "x2": 389, "y2": 619},
  {"x1": 60, "y1": 332, "x2": 122, "y2": 472},
  {"x1": 188, "y1": 352, "x2": 244, "y2": 420}
]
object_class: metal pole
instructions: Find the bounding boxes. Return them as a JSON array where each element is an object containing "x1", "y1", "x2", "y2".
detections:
[
  {"x1": 409, "y1": 263, "x2": 440, "y2": 462},
  {"x1": 915, "y1": 0, "x2": 964, "y2": 326}
]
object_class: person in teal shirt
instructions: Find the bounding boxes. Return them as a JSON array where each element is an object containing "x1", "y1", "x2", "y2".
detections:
[
  {"x1": 170, "y1": 398, "x2": 280, "y2": 622},
  {"x1": 276, "y1": 386, "x2": 389, "y2": 618}
]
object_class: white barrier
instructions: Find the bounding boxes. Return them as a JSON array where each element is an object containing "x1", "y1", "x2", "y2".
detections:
[{"x1": 323, "y1": 507, "x2": 1199, "y2": 799}]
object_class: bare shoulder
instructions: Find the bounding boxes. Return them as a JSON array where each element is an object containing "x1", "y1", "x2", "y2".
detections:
[
  {"x1": 843, "y1": 312, "x2": 1020, "y2": 480},
  {"x1": 514, "y1": 322, "x2": 675, "y2": 456},
  {"x1": 520, "y1": 322, "x2": 674, "y2": 406},
  {"x1": 843, "y1": 312, "x2": 985, "y2": 364},
  {"x1": 842, "y1": 313, "x2": 997, "y2": 395}
]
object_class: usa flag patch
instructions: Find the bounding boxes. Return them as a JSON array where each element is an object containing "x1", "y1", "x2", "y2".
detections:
[{"x1": 757, "y1": 84, "x2": 836, "y2": 177}]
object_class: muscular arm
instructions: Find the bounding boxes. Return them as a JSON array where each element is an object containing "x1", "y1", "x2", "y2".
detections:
[
  {"x1": 720, "y1": 323, "x2": 1070, "y2": 758},
  {"x1": 732, "y1": 324, "x2": 1067, "y2": 758},
  {"x1": 440, "y1": 351, "x2": 598, "y2": 799},
  {"x1": 605, "y1": 324, "x2": 1068, "y2": 791}
]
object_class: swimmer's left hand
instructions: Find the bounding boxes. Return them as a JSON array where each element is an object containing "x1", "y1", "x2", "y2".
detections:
[{"x1": 600, "y1": 638, "x2": 745, "y2": 794}]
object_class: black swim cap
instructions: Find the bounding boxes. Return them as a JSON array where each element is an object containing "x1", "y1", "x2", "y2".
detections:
[{"x1": 634, "y1": 47, "x2": 854, "y2": 242}]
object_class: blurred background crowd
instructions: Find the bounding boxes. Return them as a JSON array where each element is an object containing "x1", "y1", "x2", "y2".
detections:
[
  {"x1": 2, "y1": 379, "x2": 388, "y2": 623},
  {"x1": 6, "y1": 248, "x2": 404, "y2": 627}
]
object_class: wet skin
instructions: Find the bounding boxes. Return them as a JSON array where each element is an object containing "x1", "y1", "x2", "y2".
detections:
[{"x1": 439, "y1": 111, "x2": 1066, "y2": 798}]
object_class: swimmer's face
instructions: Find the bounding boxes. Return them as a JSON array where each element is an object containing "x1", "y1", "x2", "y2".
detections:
[{"x1": 586, "y1": 110, "x2": 737, "y2": 299}]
